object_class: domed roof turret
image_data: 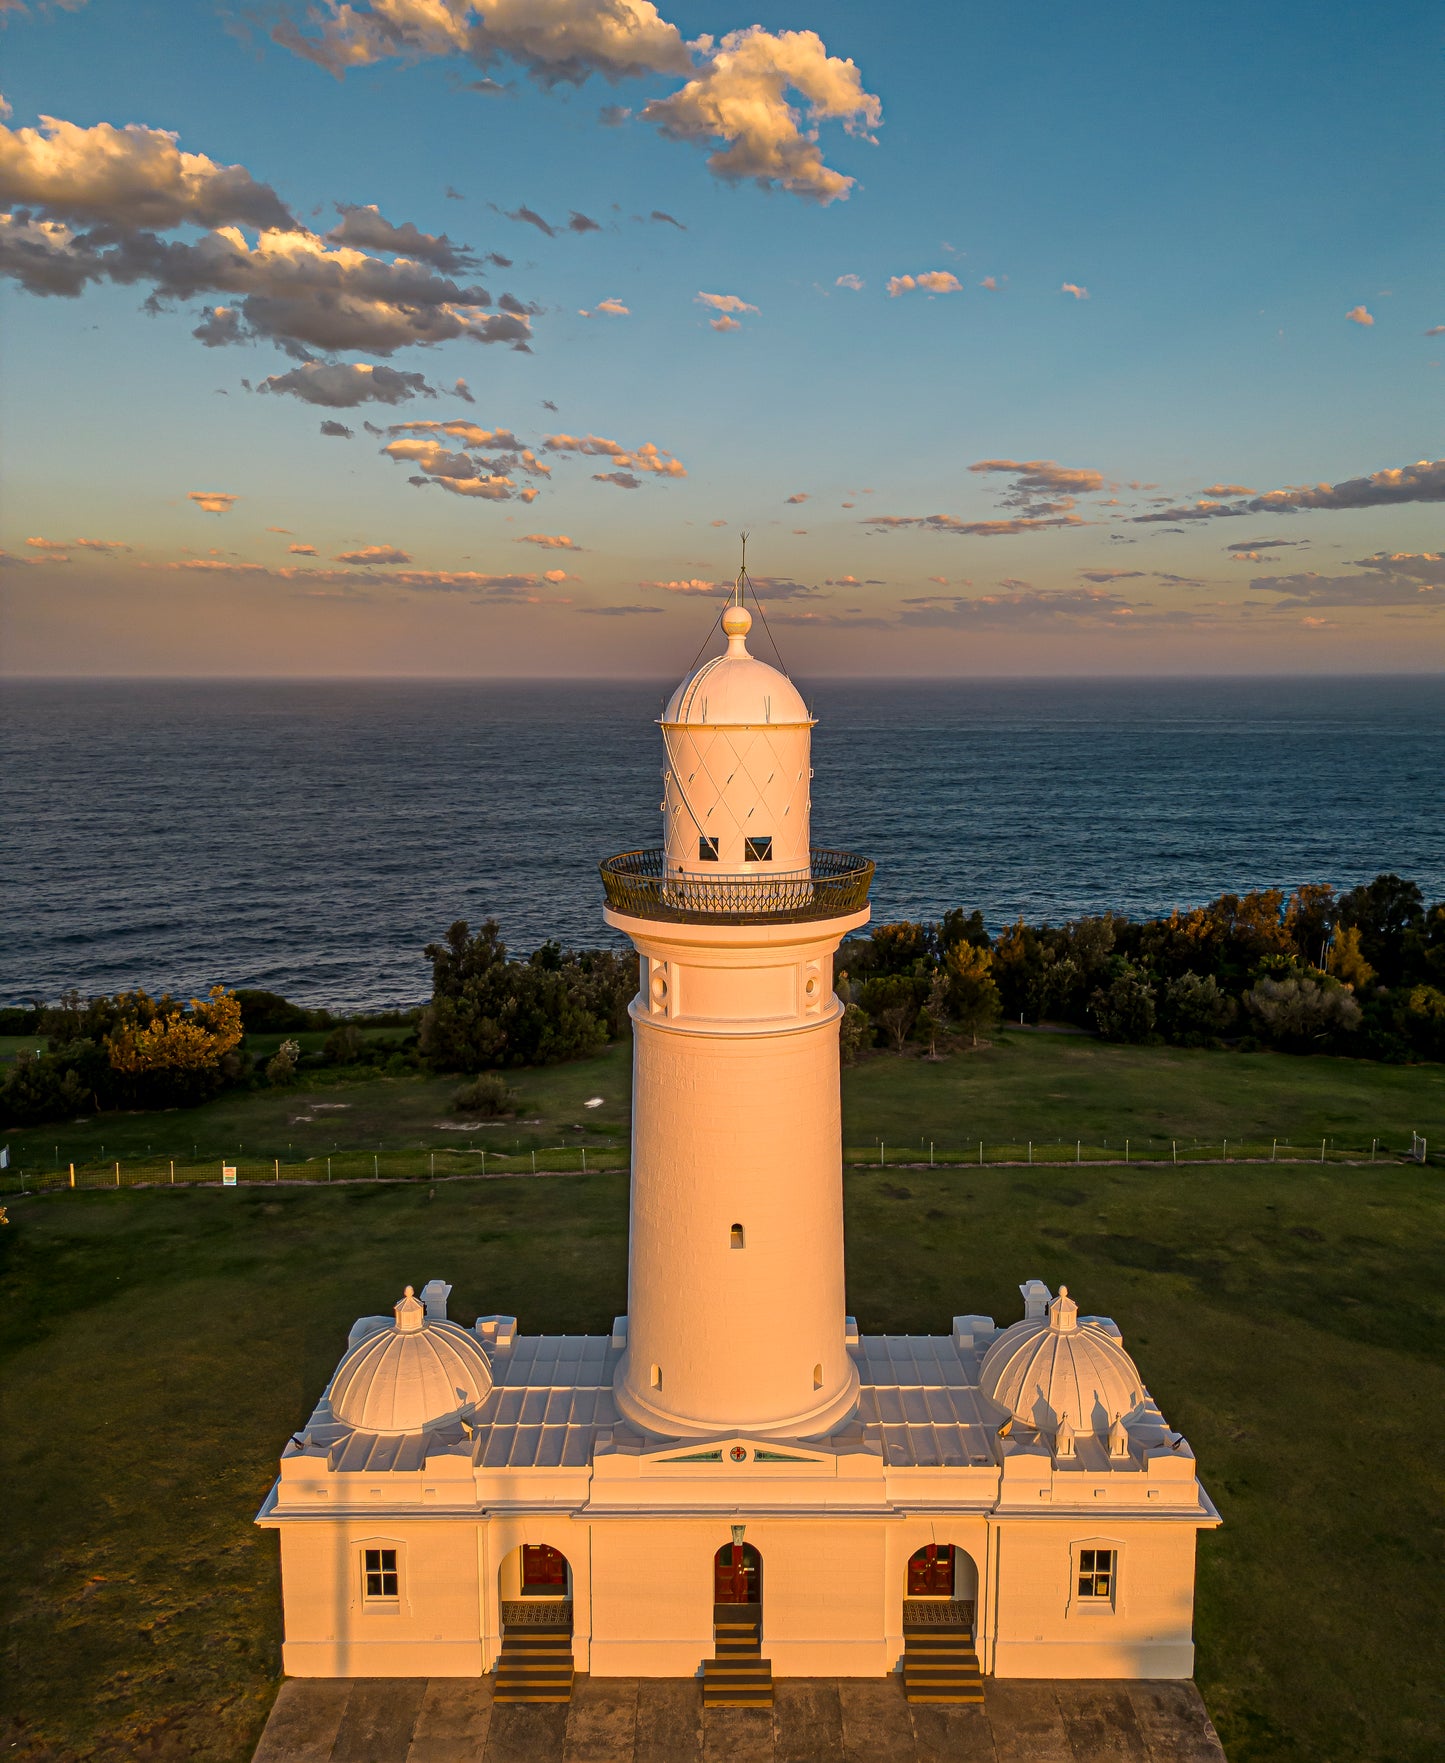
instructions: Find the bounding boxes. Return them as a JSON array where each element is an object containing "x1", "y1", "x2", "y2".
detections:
[
  {"x1": 328, "y1": 1285, "x2": 493, "y2": 1435},
  {"x1": 663, "y1": 604, "x2": 811, "y2": 728},
  {"x1": 978, "y1": 1286, "x2": 1145, "y2": 1435}
]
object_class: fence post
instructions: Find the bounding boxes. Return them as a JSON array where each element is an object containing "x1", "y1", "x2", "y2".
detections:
[
  {"x1": 1027, "y1": 1142, "x2": 1032, "y2": 1165},
  {"x1": 1124, "y1": 1140, "x2": 1129, "y2": 1164},
  {"x1": 929, "y1": 1141, "x2": 934, "y2": 1167},
  {"x1": 1370, "y1": 1137, "x2": 1376, "y2": 1163},
  {"x1": 979, "y1": 1141, "x2": 983, "y2": 1166},
  {"x1": 1272, "y1": 1139, "x2": 1276, "y2": 1162},
  {"x1": 879, "y1": 1140, "x2": 885, "y2": 1167},
  {"x1": 1320, "y1": 1138, "x2": 1326, "y2": 1164},
  {"x1": 481, "y1": 1150, "x2": 486, "y2": 1175},
  {"x1": 582, "y1": 1148, "x2": 587, "y2": 1174},
  {"x1": 1223, "y1": 1139, "x2": 1227, "y2": 1161},
  {"x1": 1076, "y1": 1140, "x2": 1081, "y2": 1166},
  {"x1": 532, "y1": 1150, "x2": 537, "y2": 1175},
  {"x1": 114, "y1": 1162, "x2": 120, "y2": 1187},
  {"x1": 69, "y1": 1162, "x2": 76, "y2": 1188},
  {"x1": 1172, "y1": 1141, "x2": 1177, "y2": 1165},
  {"x1": 327, "y1": 1157, "x2": 331, "y2": 1182},
  {"x1": 275, "y1": 1158, "x2": 280, "y2": 1182},
  {"x1": 374, "y1": 1155, "x2": 379, "y2": 1180},
  {"x1": 169, "y1": 1160, "x2": 175, "y2": 1184},
  {"x1": 430, "y1": 1152, "x2": 435, "y2": 1177}
]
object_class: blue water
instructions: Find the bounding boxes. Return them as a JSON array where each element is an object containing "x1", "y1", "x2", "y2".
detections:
[{"x1": 3, "y1": 677, "x2": 1442, "y2": 1010}]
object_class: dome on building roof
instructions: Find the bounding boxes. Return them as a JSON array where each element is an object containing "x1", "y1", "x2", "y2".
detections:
[
  {"x1": 978, "y1": 1286, "x2": 1145, "y2": 1436},
  {"x1": 328, "y1": 1285, "x2": 493, "y2": 1436},
  {"x1": 663, "y1": 604, "x2": 811, "y2": 728}
]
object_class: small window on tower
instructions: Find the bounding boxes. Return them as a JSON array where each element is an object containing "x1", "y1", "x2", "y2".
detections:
[
  {"x1": 730, "y1": 1223, "x2": 745, "y2": 1248},
  {"x1": 699, "y1": 835, "x2": 720, "y2": 862},
  {"x1": 363, "y1": 1547, "x2": 399, "y2": 1601},
  {"x1": 650, "y1": 1363, "x2": 663, "y2": 1391},
  {"x1": 744, "y1": 835, "x2": 773, "y2": 862}
]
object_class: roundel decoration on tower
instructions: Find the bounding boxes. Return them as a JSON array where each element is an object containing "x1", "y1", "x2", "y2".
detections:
[{"x1": 730, "y1": 1445, "x2": 748, "y2": 1463}]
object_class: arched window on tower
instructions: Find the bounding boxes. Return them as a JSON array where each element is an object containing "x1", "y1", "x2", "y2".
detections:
[{"x1": 730, "y1": 1223, "x2": 745, "y2": 1248}]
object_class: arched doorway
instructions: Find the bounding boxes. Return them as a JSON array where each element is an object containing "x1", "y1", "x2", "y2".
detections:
[
  {"x1": 714, "y1": 1540, "x2": 762, "y2": 1605},
  {"x1": 496, "y1": 1544, "x2": 575, "y2": 1704},
  {"x1": 901, "y1": 1545, "x2": 983, "y2": 1706}
]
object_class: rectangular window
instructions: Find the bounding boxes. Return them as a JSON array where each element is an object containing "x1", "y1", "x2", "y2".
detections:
[
  {"x1": 1077, "y1": 1548, "x2": 1115, "y2": 1600},
  {"x1": 698, "y1": 835, "x2": 720, "y2": 861},
  {"x1": 363, "y1": 1547, "x2": 398, "y2": 1600},
  {"x1": 744, "y1": 835, "x2": 773, "y2": 862}
]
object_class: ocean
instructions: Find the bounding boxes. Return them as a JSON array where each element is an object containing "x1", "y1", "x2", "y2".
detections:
[{"x1": 3, "y1": 676, "x2": 1442, "y2": 1011}]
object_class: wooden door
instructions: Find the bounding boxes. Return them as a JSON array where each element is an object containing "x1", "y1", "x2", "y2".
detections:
[
  {"x1": 521, "y1": 1544, "x2": 568, "y2": 1596},
  {"x1": 714, "y1": 1543, "x2": 761, "y2": 1603},
  {"x1": 906, "y1": 1544, "x2": 955, "y2": 1597}
]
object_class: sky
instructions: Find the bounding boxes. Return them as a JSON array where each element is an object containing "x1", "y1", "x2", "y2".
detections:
[{"x1": 0, "y1": 0, "x2": 1441, "y2": 677}]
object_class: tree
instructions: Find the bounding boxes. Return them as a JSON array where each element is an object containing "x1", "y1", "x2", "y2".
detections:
[
  {"x1": 1339, "y1": 874, "x2": 1424, "y2": 985},
  {"x1": 1158, "y1": 971, "x2": 1235, "y2": 1047},
  {"x1": 1400, "y1": 985, "x2": 1445, "y2": 1060},
  {"x1": 266, "y1": 1039, "x2": 301, "y2": 1085},
  {"x1": 838, "y1": 1002, "x2": 872, "y2": 1065},
  {"x1": 323, "y1": 1023, "x2": 365, "y2": 1064},
  {"x1": 944, "y1": 940, "x2": 1001, "y2": 1047},
  {"x1": 917, "y1": 970, "x2": 951, "y2": 1059},
  {"x1": 1326, "y1": 924, "x2": 1375, "y2": 992},
  {"x1": 860, "y1": 975, "x2": 922, "y2": 1053},
  {"x1": 1091, "y1": 960, "x2": 1157, "y2": 1043},
  {"x1": 1285, "y1": 884, "x2": 1337, "y2": 970},
  {"x1": 1242, "y1": 975, "x2": 1361, "y2": 1049},
  {"x1": 939, "y1": 908, "x2": 990, "y2": 953},
  {"x1": 105, "y1": 986, "x2": 243, "y2": 1084}
]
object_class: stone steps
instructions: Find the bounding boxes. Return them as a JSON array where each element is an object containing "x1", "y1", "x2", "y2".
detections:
[
  {"x1": 494, "y1": 1626, "x2": 574, "y2": 1704},
  {"x1": 901, "y1": 1625, "x2": 984, "y2": 1705}
]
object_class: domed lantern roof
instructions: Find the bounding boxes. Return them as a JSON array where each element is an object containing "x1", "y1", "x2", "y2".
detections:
[
  {"x1": 328, "y1": 1285, "x2": 493, "y2": 1435},
  {"x1": 663, "y1": 603, "x2": 812, "y2": 729},
  {"x1": 978, "y1": 1285, "x2": 1145, "y2": 1435}
]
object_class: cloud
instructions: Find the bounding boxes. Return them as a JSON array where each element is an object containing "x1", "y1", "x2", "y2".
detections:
[
  {"x1": 0, "y1": 112, "x2": 295, "y2": 230},
  {"x1": 188, "y1": 490, "x2": 237, "y2": 513},
  {"x1": 579, "y1": 295, "x2": 629, "y2": 316},
  {"x1": 1345, "y1": 305, "x2": 1373, "y2": 327},
  {"x1": 326, "y1": 203, "x2": 478, "y2": 272},
  {"x1": 1134, "y1": 458, "x2": 1445, "y2": 523},
  {"x1": 897, "y1": 585, "x2": 1156, "y2": 628},
  {"x1": 979, "y1": 276, "x2": 998, "y2": 290},
  {"x1": 1426, "y1": 325, "x2": 1445, "y2": 337},
  {"x1": 318, "y1": 418, "x2": 352, "y2": 437},
  {"x1": 970, "y1": 458, "x2": 1105, "y2": 497},
  {"x1": 506, "y1": 203, "x2": 555, "y2": 236},
  {"x1": 864, "y1": 512, "x2": 1088, "y2": 537},
  {"x1": 256, "y1": 361, "x2": 440, "y2": 407},
  {"x1": 599, "y1": 105, "x2": 631, "y2": 126},
  {"x1": 24, "y1": 535, "x2": 70, "y2": 552},
  {"x1": 1248, "y1": 556, "x2": 1444, "y2": 609},
  {"x1": 785, "y1": 492, "x2": 808, "y2": 504},
  {"x1": 582, "y1": 603, "x2": 662, "y2": 616},
  {"x1": 1061, "y1": 283, "x2": 1088, "y2": 300},
  {"x1": 1202, "y1": 484, "x2": 1254, "y2": 497},
  {"x1": 288, "y1": 543, "x2": 319, "y2": 555},
  {"x1": 708, "y1": 314, "x2": 739, "y2": 332},
  {"x1": 74, "y1": 537, "x2": 130, "y2": 552},
  {"x1": 334, "y1": 544, "x2": 412, "y2": 564},
  {"x1": 594, "y1": 470, "x2": 640, "y2": 488},
  {"x1": 1224, "y1": 537, "x2": 1299, "y2": 552},
  {"x1": 517, "y1": 533, "x2": 580, "y2": 549},
  {"x1": 274, "y1": 0, "x2": 691, "y2": 86},
  {"x1": 3, "y1": 204, "x2": 535, "y2": 356},
  {"x1": 835, "y1": 272, "x2": 862, "y2": 291},
  {"x1": 568, "y1": 210, "x2": 600, "y2": 233},
  {"x1": 640, "y1": 577, "x2": 720, "y2": 593},
  {"x1": 641, "y1": 26, "x2": 881, "y2": 204},
  {"x1": 886, "y1": 270, "x2": 960, "y2": 297},
  {"x1": 649, "y1": 209, "x2": 685, "y2": 228},
  {"x1": 543, "y1": 431, "x2": 686, "y2": 477},
  {"x1": 697, "y1": 291, "x2": 757, "y2": 314},
  {"x1": 1078, "y1": 568, "x2": 1145, "y2": 582}
]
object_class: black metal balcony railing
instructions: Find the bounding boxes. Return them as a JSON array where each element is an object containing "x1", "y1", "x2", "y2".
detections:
[{"x1": 599, "y1": 847, "x2": 874, "y2": 924}]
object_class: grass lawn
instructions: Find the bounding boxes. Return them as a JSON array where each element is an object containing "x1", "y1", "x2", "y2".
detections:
[
  {"x1": 5, "y1": 1034, "x2": 1442, "y2": 1186},
  {"x1": 2, "y1": 1039, "x2": 1442, "y2": 1760}
]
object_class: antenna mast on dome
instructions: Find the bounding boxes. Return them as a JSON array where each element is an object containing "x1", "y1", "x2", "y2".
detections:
[{"x1": 735, "y1": 532, "x2": 749, "y2": 607}]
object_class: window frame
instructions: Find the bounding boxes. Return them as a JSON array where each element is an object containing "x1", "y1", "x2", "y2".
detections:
[
  {"x1": 698, "y1": 834, "x2": 720, "y2": 862},
  {"x1": 744, "y1": 835, "x2": 773, "y2": 863},
  {"x1": 1067, "y1": 1539, "x2": 1121, "y2": 1615},
  {"x1": 360, "y1": 1542, "x2": 402, "y2": 1611}
]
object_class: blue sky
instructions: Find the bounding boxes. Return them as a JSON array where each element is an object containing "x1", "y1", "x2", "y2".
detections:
[{"x1": 1, "y1": 0, "x2": 1441, "y2": 675}]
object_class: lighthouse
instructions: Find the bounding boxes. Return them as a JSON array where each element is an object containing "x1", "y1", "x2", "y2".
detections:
[
  {"x1": 260, "y1": 565, "x2": 1218, "y2": 1706},
  {"x1": 600, "y1": 575, "x2": 874, "y2": 1439}
]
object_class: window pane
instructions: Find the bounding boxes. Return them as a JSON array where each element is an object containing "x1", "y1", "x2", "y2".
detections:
[
  {"x1": 744, "y1": 836, "x2": 772, "y2": 862},
  {"x1": 698, "y1": 835, "x2": 719, "y2": 861}
]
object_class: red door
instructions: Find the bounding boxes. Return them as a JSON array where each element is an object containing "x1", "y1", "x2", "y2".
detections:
[
  {"x1": 907, "y1": 1545, "x2": 955, "y2": 1597},
  {"x1": 521, "y1": 1544, "x2": 568, "y2": 1596},
  {"x1": 714, "y1": 1543, "x2": 761, "y2": 1603}
]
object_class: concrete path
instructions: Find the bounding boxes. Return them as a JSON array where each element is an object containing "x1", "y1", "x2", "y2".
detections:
[{"x1": 252, "y1": 1676, "x2": 1226, "y2": 1763}]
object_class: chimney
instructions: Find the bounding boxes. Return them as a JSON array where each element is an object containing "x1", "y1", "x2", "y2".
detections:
[
  {"x1": 1019, "y1": 1279, "x2": 1052, "y2": 1321},
  {"x1": 420, "y1": 1279, "x2": 452, "y2": 1322}
]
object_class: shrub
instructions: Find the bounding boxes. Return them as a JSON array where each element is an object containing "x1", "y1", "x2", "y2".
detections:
[
  {"x1": 265, "y1": 1039, "x2": 301, "y2": 1085},
  {"x1": 453, "y1": 1072, "x2": 520, "y2": 1116}
]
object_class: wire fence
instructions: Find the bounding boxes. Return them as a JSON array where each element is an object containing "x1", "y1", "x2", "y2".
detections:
[
  {"x1": 846, "y1": 1133, "x2": 1434, "y2": 1170},
  {"x1": 0, "y1": 1143, "x2": 630, "y2": 1196},
  {"x1": 0, "y1": 1131, "x2": 1433, "y2": 1196}
]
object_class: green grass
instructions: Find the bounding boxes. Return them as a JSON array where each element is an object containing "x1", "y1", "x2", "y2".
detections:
[
  {"x1": 2, "y1": 1038, "x2": 1443, "y2": 1760},
  {"x1": 2, "y1": 1162, "x2": 1442, "y2": 1762}
]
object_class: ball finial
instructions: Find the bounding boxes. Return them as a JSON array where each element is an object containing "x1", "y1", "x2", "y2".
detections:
[{"x1": 722, "y1": 603, "x2": 752, "y2": 640}]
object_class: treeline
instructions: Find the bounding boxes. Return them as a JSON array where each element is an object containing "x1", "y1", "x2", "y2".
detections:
[
  {"x1": 0, "y1": 921, "x2": 637, "y2": 1128},
  {"x1": 839, "y1": 873, "x2": 1445, "y2": 1062}
]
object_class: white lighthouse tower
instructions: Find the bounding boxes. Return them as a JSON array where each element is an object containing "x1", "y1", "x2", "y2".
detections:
[{"x1": 600, "y1": 571, "x2": 874, "y2": 1438}]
